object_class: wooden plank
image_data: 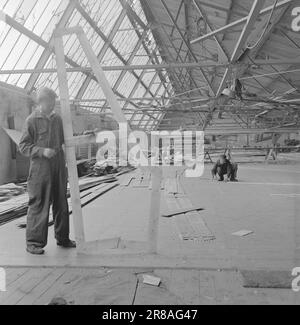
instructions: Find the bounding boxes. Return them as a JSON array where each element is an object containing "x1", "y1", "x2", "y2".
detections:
[
  {"x1": 37, "y1": 269, "x2": 137, "y2": 305},
  {"x1": 174, "y1": 215, "x2": 197, "y2": 241},
  {"x1": 147, "y1": 167, "x2": 162, "y2": 253},
  {"x1": 0, "y1": 268, "x2": 52, "y2": 305},
  {"x1": 5, "y1": 268, "x2": 30, "y2": 286},
  {"x1": 77, "y1": 31, "x2": 128, "y2": 124},
  {"x1": 0, "y1": 178, "x2": 115, "y2": 226},
  {"x1": 54, "y1": 26, "x2": 154, "y2": 255},
  {"x1": 68, "y1": 270, "x2": 137, "y2": 305},
  {"x1": 176, "y1": 196, "x2": 215, "y2": 241},
  {"x1": 2, "y1": 128, "x2": 22, "y2": 145},
  {"x1": 165, "y1": 193, "x2": 197, "y2": 241},
  {"x1": 161, "y1": 206, "x2": 204, "y2": 218},
  {"x1": 120, "y1": 175, "x2": 134, "y2": 187},
  {"x1": 187, "y1": 211, "x2": 216, "y2": 241},
  {"x1": 79, "y1": 183, "x2": 119, "y2": 209},
  {"x1": 5, "y1": 268, "x2": 52, "y2": 305},
  {"x1": 16, "y1": 268, "x2": 67, "y2": 305},
  {"x1": 204, "y1": 128, "x2": 300, "y2": 136},
  {"x1": 18, "y1": 183, "x2": 117, "y2": 228},
  {"x1": 54, "y1": 31, "x2": 85, "y2": 246},
  {"x1": 130, "y1": 178, "x2": 140, "y2": 187},
  {"x1": 35, "y1": 269, "x2": 87, "y2": 305},
  {"x1": 133, "y1": 177, "x2": 150, "y2": 188},
  {"x1": 165, "y1": 178, "x2": 178, "y2": 194},
  {"x1": 0, "y1": 269, "x2": 30, "y2": 304}
]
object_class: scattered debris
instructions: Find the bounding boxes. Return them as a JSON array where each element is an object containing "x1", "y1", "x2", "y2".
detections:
[
  {"x1": 232, "y1": 230, "x2": 254, "y2": 237},
  {"x1": 0, "y1": 183, "x2": 25, "y2": 200},
  {"x1": 142, "y1": 274, "x2": 161, "y2": 287}
]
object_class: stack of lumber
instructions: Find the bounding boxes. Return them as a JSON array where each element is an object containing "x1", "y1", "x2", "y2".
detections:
[
  {"x1": 0, "y1": 176, "x2": 118, "y2": 227},
  {"x1": 18, "y1": 181, "x2": 119, "y2": 228},
  {"x1": 0, "y1": 183, "x2": 25, "y2": 203},
  {"x1": 67, "y1": 175, "x2": 117, "y2": 195},
  {"x1": 0, "y1": 193, "x2": 29, "y2": 226}
]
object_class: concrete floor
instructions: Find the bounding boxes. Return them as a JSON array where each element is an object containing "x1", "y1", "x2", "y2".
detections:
[
  {"x1": 0, "y1": 162, "x2": 299, "y2": 269},
  {"x1": 0, "y1": 162, "x2": 300, "y2": 304},
  {"x1": 1, "y1": 267, "x2": 300, "y2": 305}
]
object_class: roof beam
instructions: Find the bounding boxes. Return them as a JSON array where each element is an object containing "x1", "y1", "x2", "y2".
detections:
[
  {"x1": 216, "y1": 0, "x2": 266, "y2": 97},
  {"x1": 191, "y1": 0, "x2": 293, "y2": 44},
  {"x1": 203, "y1": 128, "x2": 300, "y2": 135},
  {"x1": 24, "y1": 0, "x2": 76, "y2": 92},
  {"x1": 1, "y1": 59, "x2": 300, "y2": 75},
  {"x1": 202, "y1": 0, "x2": 292, "y2": 130},
  {"x1": 75, "y1": 5, "x2": 127, "y2": 99},
  {"x1": 0, "y1": 8, "x2": 97, "y2": 89},
  {"x1": 75, "y1": 2, "x2": 158, "y2": 104},
  {"x1": 119, "y1": 0, "x2": 170, "y2": 104},
  {"x1": 160, "y1": 0, "x2": 215, "y2": 96},
  {"x1": 140, "y1": 0, "x2": 192, "y2": 93},
  {"x1": 159, "y1": 23, "x2": 200, "y2": 92},
  {"x1": 192, "y1": 0, "x2": 229, "y2": 61}
]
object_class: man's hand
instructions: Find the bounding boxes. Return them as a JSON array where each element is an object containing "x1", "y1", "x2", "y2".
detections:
[{"x1": 43, "y1": 148, "x2": 56, "y2": 159}]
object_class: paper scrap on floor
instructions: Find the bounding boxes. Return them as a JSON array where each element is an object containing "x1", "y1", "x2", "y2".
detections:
[{"x1": 142, "y1": 275, "x2": 161, "y2": 287}]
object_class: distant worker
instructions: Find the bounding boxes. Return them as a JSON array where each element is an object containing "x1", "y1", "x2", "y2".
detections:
[
  {"x1": 211, "y1": 154, "x2": 238, "y2": 182},
  {"x1": 19, "y1": 87, "x2": 76, "y2": 255}
]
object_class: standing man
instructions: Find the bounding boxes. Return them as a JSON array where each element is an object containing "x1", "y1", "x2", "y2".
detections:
[
  {"x1": 211, "y1": 154, "x2": 238, "y2": 182},
  {"x1": 19, "y1": 87, "x2": 76, "y2": 255}
]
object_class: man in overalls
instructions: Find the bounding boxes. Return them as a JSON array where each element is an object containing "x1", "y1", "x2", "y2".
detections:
[
  {"x1": 19, "y1": 88, "x2": 76, "y2": 255},
  {"x1": 211, "y1": 154, "x2": 238, "y2": 182}
]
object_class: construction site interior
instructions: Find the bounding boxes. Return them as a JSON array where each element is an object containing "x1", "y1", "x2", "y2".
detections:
[{"x1": 0, "y1": 0, "x2": 300, "y2": 305}]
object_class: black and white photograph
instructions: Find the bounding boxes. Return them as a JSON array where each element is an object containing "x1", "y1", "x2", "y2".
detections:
[{"x1": 0, "y1": 0, "x2": 300, "y2": 312}]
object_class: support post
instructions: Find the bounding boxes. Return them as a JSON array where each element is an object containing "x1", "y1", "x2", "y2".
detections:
[
  {"x1": 76, "y1": 30, "x2": 128, "y2": 125},
  {"x1": 54, "y1": 26, "x2": 153, "y2": 254},
  {"x1": 54, "y1": 33, "x2": 85, "y2": 247}
]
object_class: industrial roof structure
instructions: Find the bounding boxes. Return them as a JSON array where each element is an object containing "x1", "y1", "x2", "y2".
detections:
[{"x1": 0, "y1": 0, "x2": 299, "y2": 132}]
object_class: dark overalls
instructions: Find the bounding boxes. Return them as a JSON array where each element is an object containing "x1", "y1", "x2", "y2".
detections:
[
  {"x1": 19, "y1": 110, "x2": 69, "y2": 248},
  {"x1": 211, "y1": 159, "x2": 238, "y2": 181}
]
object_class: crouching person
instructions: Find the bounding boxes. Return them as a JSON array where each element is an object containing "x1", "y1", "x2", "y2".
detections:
[
  {"x1": 19, "y1": 87, "x2": 76, "y2": 255},
  {"x1": 211, "y1": 154, "x2": 238, "y2": 182}
]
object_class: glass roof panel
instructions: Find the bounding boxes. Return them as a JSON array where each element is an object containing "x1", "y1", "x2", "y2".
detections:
[{"x1": 0, "y1": 0, "x2": 172, "y2": 130}]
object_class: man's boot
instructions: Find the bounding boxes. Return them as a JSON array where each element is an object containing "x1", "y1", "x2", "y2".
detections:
[{"x1": 26, "y1": 245, "x2": 45, "y2": 255}]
